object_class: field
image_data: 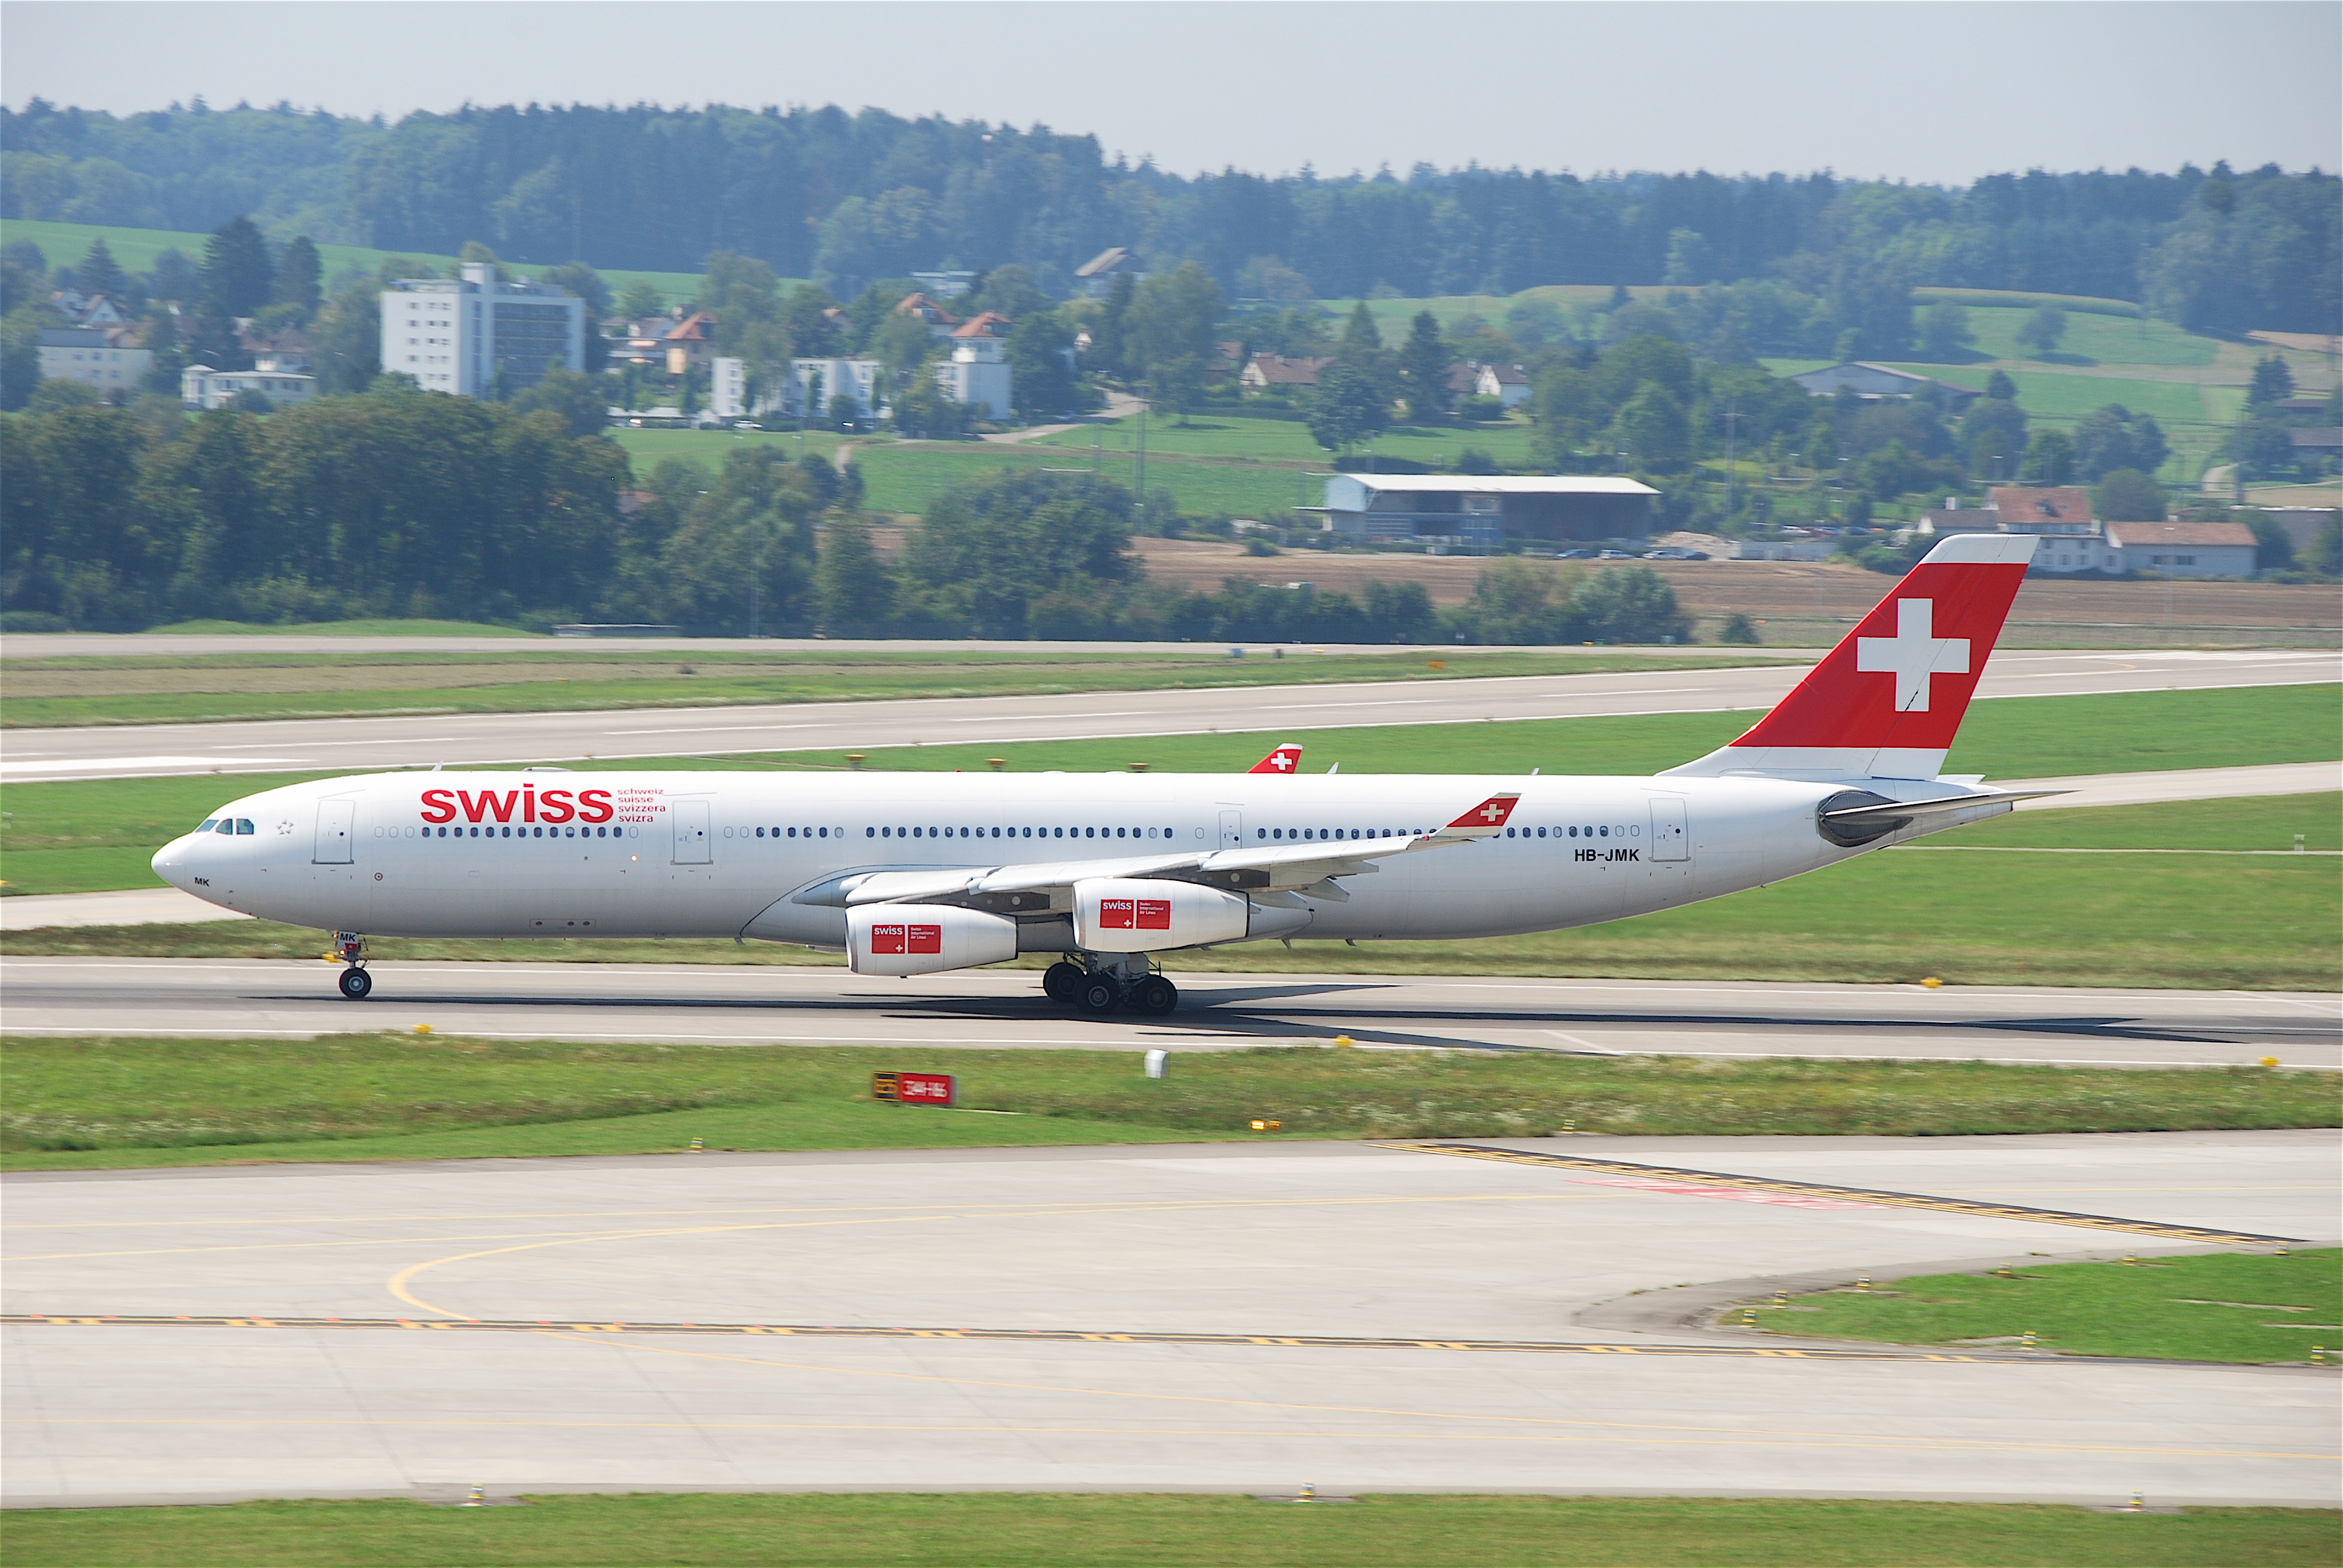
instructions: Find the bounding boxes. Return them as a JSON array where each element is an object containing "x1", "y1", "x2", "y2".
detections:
[
  {"x1": 5, "y1": 1493, "x2": 2332, "y2": 1568},
  {"x1": 1767, "y1": 1250, "x2": 2342, "y2": 1365},
  {"x1": 1131, "y1": 538, "x2": 2343, "y2": 639},
  {"x1": 7, "y1": 1032, "x2": 2335, "y2": 1172},
  {"x1": 0, "y1": 217, "x2": 709, "y2": 307},
  {"x1": 0, "y1": 644, "x2": 1772, "y2": 730}
]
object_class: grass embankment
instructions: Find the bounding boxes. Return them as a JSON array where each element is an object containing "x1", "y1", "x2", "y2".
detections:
[
  {"x1": 5, "y1": 1036, "x2": 2333, "y2": 1171},
  {"x1": 1765, "y1": 1251, "x2": 2342, "y2": 1365},
  {"x1": 0, "y1": 643, "x2": 1769, "y2": 730},
  {"x1": 4, "y1": 1494, "x2": 2334, "y2": 1568}
]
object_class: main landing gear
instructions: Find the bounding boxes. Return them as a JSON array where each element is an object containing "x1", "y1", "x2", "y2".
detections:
[
  {"x1": 1044, "y1": 956, "x2": 1178, "y2": 1015},
  {"x1": 333, "y1": 932, "x2": 372, "y2": 1000}
]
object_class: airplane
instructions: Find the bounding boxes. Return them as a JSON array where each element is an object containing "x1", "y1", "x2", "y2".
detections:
[{"x1": 154, "y1": 535, "x2": 2047, "y2": 1015}]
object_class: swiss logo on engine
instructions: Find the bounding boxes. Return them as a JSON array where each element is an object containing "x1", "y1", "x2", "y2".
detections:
[
  {"x1": 1099, "y1": 898, "x2": 1172, "y2": 930},
  {"x1": 870, "y1": 923, "x2": 944, "y2": 955}
]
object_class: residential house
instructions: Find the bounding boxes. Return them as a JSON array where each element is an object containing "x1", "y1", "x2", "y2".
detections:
[
  {"x1": 244, "y1": 328, "x2": 313, "y2": 374},
  {"x1": 1075, "y1": 247, "x2": 1142, "y2": 299},
  {"x1": 1986, "y1": 485, "x2": 2121, "y2": 573},
  {"x1": 942, "y1": 313, "x2": 1014, "y2": 418},
  {"x1": 1240, "y1": 353, "x2": 1332, "y2": 393},
  {"x1": 1789, "y1": 361, "x2": 1980, "y2": 413},
  {"x1": 787, "y1": 357, "x2": 885, "y2": 423},
  {"x1": 48, "y1": 289, "x2": 130, "y2": 327},
  {"x1": 2287, "y1": 426, "x2": 2342, "y2": 466},
  {"x1": 894, "y1": 293, "x2": 962, "y2": 337},
  {"x1": 180, "y1": 364, "x2": 316, "y2": 410},
  {"x1": 1473, "y1": 362, "x2": 1533, "y2": 410},
  {"x1": 661, "y1": 312, "x2": 716, "y2": 376},
  {"x1": 37, "y1": 325, "x2": 151, "y2": 394},
  {"x1": 2104, "y1": 521, "x2": 2258, "y2": 577}
]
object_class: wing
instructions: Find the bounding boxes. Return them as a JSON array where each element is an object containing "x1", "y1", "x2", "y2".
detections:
[{"x1": 792, "y1": 793, "x2": 1524, "y2": 913}]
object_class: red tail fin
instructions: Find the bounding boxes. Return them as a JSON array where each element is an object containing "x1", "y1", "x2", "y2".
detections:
[
  {"x1": 1665, "y1": 534, "x2": 2036, "y2": 780},
  {"x1": 1250, "y1": 742, "x2": 1303, "y2": 774}
]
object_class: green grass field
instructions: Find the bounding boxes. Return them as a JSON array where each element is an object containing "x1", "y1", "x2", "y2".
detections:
[
  {"x1": 1766, "y1": 1250, "x2": 2342, "y2": 1364},
  {"x1": 851, "y1": 441, "x2": 1315, "y2": 518},
  {"x1": 136, "y1": 618, "x2": 537, "y2": 637},
  {"x1": 7, "y1": 1033, "x2": 2332, "y2": 1171},
  {"x1": 1028, "y1": 411, "x2": 1551, "y2": 473},
  {"x1": 607, "y1": 425, "x2": 851, "y2": 473},
  {"x1": 0, "y1": 644, "x2": 1765, "y2": 730},
  {"x1": 5, "y1": 1493, "x2": 2332, "y2": 1568},
  {"x1": 1, "y1": 217, "x2": 710, "y2": 307},
  {"x1": 1948, "y1": 305, "x2": 2216, "y2": 370},
  {"x1": 8, "y1": 794, "x2": 2337, "y2": 993}
]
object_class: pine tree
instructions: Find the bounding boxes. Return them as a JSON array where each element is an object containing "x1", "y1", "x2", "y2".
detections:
[
  {"x1": 201, "y1": 215, "x2": 274, "y2": 319},
  {"x1": 75, "y1": 238, "x2": 128, "y2": 301},
  {"x1": 1397, "y1": 310, "x2": 1450, "y2": 424},
  {"x1": 273, "y1": 236, "x2": 322, "y2": 319}
]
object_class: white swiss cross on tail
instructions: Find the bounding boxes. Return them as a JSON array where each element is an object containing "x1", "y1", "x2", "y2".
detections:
[
  {"x1": 1430, "y1": 793, "x2": 1521, "y2": 840},
  {"x1": 1856, "y1": 599, "x2": 1968, "y2": 712},
  {"x1": 1250, "y1": 742, "x2": 1304, "y2": 774}
]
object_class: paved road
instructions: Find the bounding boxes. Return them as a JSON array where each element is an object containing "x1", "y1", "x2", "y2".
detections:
[
  {"x1": 4, "y1": 1132, "x2": 2333, "y2": 1506},
  {"x1": 5, "y1": 958, "x2": 2333, "y2": 1070},
  {"x1": 4, "y1": 648, "x2": 2334, "y2": 783}
]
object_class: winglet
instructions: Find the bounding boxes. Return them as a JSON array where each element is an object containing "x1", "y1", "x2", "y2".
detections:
[
  {"x1": 1250, "y1": 742, "x2": 1304, "y2": 774},
  {"x1": 1430, "y1": 793, "x2": 1521, "y2": 841}
]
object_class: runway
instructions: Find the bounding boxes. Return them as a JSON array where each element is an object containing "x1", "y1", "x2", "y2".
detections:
[
  {"x1": 5, "y1": 648, "x2": 2333, "y2": 782},
  {"x1": 4, "y1": 958, "x2": 2335, "y2": 1070},
  {"x1": 4, "y1": 1131, "x2": 2335, "y2": 1506}
]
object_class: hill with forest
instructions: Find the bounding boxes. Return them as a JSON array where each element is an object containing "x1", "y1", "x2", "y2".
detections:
[{"x1": 2, "y1": 97, "x2": 2336, "y2": 341}]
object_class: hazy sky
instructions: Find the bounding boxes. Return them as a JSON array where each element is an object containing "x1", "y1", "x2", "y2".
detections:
[{"x1": 5, "y1": 1, "x2": 2337, "y2": 185}]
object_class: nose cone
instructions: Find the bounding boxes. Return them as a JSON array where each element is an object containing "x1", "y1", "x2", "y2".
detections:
[{"x1": 152, "y1": 840, "x2": 190, "y2": 892}]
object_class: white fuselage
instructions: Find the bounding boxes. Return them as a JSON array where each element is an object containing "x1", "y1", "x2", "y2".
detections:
[{"x1": 152, "y1": 769, "x2": 1999, "y2": 953}]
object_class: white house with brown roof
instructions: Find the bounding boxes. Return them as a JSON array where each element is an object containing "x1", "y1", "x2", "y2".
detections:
[
  {"x1": 1473, "y1": 362, "x2": 1533, "y2": 408},
  {"x1": 942, "y1": 313, "x2": 1014, "y2": 418},
  {"x1": 1075, "y1": 247, "x2": 1142, "y2": 299},
  {"x1": 1240, "y1": 353, "x2": 1332, "y2": 393},
  {"x1": 2104, "y1": 521, "x2": 2258, "y2": 578},
  {"x1": 661, "y1": 312, "x2": 716, "y2": 376}
]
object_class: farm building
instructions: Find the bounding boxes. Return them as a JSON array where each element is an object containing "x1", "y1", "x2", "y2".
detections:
[{"x1": 1318, "y1": 474, "x2": 1659, "y2": 549}]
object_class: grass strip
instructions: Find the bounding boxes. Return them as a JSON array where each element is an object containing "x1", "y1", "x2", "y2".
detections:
[
  {"x1": 1, "y1": 646, "x2": 1758, "y2": 730},
  {"x1": 4, "y1": 1036, "x2": 2333, "y2": 1171},
  {"x1": 11, "y1": 797, "x2": 2335, "y2": 992},
  {"x1": 1, "y1": 1494, "x2": 2335, "y2": 1567},
  {"x1": 1763, "y1": 1251, "x2": 2343, "y2": 1365}
]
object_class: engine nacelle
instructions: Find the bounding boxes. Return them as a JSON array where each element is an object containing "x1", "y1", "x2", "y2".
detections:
[
  {"x1": 1073, "y1": 877, "x2": 1251, "y2": 952},
  {"x1": 847, "y1": 904, "x2": 1018, "y2": 976}
]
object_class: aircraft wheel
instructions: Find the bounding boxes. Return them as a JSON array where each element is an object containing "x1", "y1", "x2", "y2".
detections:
[
  {"x1": 1043, "y1": 961, "x2": 1084, "y2": 1003},
  {"x1": 1133, "y1": 976, "x2": 1178, "y2": 1015},
  {"x1": 337, "y1": 967, "x2": 373, "y2": 1000},
  {"x1": 1076, "y1": 975, "x2": 1120, "y2": 1014}
]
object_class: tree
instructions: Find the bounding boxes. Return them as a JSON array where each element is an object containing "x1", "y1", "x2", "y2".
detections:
[
  {"x1": 1958, "y1": 396, "x2": 2027, "y2": 480},
  {"x1": 650, "y1": 446, "x2": 819, "y2": 634},
  {"x1": 2016, "y1": 304, "x2": 2066, "y2": 357},
  {"x1": 1610, "y1": 381, "x2": 1690, "y2": 468},
  {"x1": 896, "y1": 468, "x2": 1138, "y2": 638},
  {"x1": 1662, "y1": 228, "x2": 1714, "y2": 286},
  {"x1": 200, "y1": 216, "x2": 273, "y2": 319},
  {"x1": 1087, "y1": 272, "x2": 1135, "y2": 378},
  {"x1": 828, "y1": 391, "x2": 863, "y2": 431},
  {"x1": 75, "y1": 237, "x2": 128, "y2": 301},
  {"x1": 2092, "y1": 468, "x2": 2164, "y2": 523},
  {"x1": 510, "y1": 366, "x2": 609, "y2": 438},
  {"x1": 698, "y1": 252, "x2": 781, "y2": 348},
  {"x1": 616, "y1": 278, "x2": 665, "y2": 321},
  {"x1": 2073, "y1": 403, "x2": 2168, "y2": 482},
  {"x1": 1121, "y1": 263, "x2": 1224, "y2": 401},
  {"x1": 890, "y1": 368, "x2": 969, "y2": 440},
  {"x1": 272, "y1": 236, "x2": 321, "y2": 319},
  {"x1": 870, "y1": 310, "x2": 937, "y2": 398},
  {"x1": 2229, "y1": 417, "x2": 2296, "y2": 479},
  {"x1": 1460, "y1": 558, "x2": 1573, "y2": 644},
  {"x1": 1306, "y1": 362, "x2": 1388, "y2": 454},
  {"x1": 782, "y1": 284, "x2": 842, "y2": 357},
  {"x1": 969, "y1": 264, "x2": 1049, "y2": 321},
  {"x1": 1005, "y1": 310, "x2": 1078, "y2": 417},
  {"x1": 2019, "y1": 428, "x2": 2074, "y2": 485},
  {"x1": 1397, "y1": 310, "x2": 1450, "y2": 424},
  {"x1": 309, "y1": 278, "x2": 382, "y2": 394},
  {"x1": 2235, "y1": 508, "x2": 2295, "y2": 572},
  {"x1": 1985, "y1": 369, "x2": 2017, "y2": 401},
  {"x1": 2247, "y1": 354, "x2": 2296, "y2": 407},
  {"x1": 1918, "y1": 300, "x2": 1973, "y2": 360},
  {"x1": 813, "y1": 515, "x2": 893, "y2": 634},
  {"x1": 1570, "y1": 564, "x2": 1689, "y2": 644}
]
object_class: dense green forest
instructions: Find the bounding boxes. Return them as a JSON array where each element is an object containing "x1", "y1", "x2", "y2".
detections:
[{"x1": 3, "y1": 98, "x2": 2335, "y2": 335}]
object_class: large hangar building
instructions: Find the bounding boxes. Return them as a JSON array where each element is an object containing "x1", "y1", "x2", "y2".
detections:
[{"x1": 1320, "y1": 474, "x2": 1660, "y2": 550}]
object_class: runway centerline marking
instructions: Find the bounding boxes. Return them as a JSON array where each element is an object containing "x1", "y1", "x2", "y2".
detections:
[{"x1": 1381, "y1": 1144, "x2": 2305, "y2": 1244}]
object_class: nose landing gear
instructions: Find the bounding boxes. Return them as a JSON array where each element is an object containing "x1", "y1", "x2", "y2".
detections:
[
  {"x1": 1044, "y1": 954, "x2": 1179, "y2": 1014},
  {"x1": 333, "y1": 932, "x2": 372, "y2": 1000}
]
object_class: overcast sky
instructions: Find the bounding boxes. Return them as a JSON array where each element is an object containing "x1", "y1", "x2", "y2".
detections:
[{"x1": 5, "y1": 1, "x2": 2337, "y2": 185}]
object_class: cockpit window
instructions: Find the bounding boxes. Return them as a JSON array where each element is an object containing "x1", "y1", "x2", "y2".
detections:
[
  {"x1": 197, "y1": 819, "x2": 218, "y2": 832},
  {"x1": 215, "y1": 820, "x2": 235, "y2": 835},
  {"x1": 235, "y1": 819, "x2": 255, "y2": 835}
]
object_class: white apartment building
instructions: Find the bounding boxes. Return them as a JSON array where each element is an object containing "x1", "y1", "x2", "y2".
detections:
[
  {"x1": 379, "y1": 262, "x2": 586, "y2": 397},
  {"x1": 941, "y1": 313, "x2": 1014, "y2": 419},
  {"x1": 38, "y1": 327, "x2": 151, "y2": 394},
  {"x1": 785, "y1": 357, "x2": 885, "y2": 422}
]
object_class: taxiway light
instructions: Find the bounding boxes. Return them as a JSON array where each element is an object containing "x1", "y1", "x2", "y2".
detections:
[
  {"x1": 1250, "y1": 1119, "x2": 1281, "y2": 1132},
  {"x1": 1334, "y1": 1035, "x2": 1355, "y2": 1048},
  {"x1": 986, "y1": 759, "x2": 1006, "y2": 771},
  {"x1": 1921, "y1": 977, "x2": 1942, "y2": 988},
  {"x1": 2261, "y1": 1056, "x2": 2279, "y2": 1068},
  {"x1": 414, "y1": 1024, "x2": 433, "y2": 1035}
]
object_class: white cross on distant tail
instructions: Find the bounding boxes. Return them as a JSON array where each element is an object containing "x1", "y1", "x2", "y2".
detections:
[
  {"x1": 1270, "y1": 752, "x2": 1294, "y2": 770},
  {"x1": 1856, "y1": 599, "x2": 1969, "y2": 711},
  {"x1": 1479, "y1": 802, "x2": 1507, "y2": 822}
]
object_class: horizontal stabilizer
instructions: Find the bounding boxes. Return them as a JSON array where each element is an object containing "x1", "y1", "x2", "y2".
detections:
[{"x1": 1821, "y1": 788, "x2": 2070, "y2": 832}]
